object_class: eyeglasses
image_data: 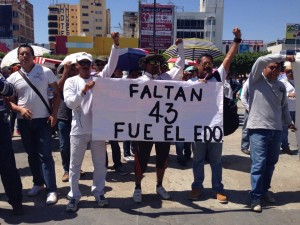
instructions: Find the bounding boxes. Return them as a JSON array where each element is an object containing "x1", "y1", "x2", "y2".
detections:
[
  {"x1": 148, "y1": 61, "x2": 160, "y2": 66},
  {"x1": 78, "y1": 61, "x2": 92, "y2": 66}
]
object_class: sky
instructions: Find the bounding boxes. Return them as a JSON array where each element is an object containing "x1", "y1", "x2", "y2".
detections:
[{"x1": 31, "y1": 0, "x2": 300, "y2": 44}]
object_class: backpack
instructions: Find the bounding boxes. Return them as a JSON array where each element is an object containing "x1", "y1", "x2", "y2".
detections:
[{"x1": 207, "y1": 71, "x2": 240, "y2": 136}]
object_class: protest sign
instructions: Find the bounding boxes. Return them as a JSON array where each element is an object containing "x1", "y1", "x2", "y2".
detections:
[{"x1": 92, "y1": 78, "x2": 223, "y2": 142}]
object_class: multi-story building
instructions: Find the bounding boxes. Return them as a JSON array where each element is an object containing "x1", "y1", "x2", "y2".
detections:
[
  {"x1": 48, "y1": 0, "x2": 107, "y2": 51},
  {"x1": 174, "y1": 0, "x2": 224, "y2": 51},
  {"x1": 0, "y1": 0, "x2": 34, "y2": 49},
  {"x1": 123, "y1": 12, "x2": 139, "y2": 38}
]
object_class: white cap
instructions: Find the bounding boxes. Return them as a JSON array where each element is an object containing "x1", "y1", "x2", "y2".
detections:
[{"x1": 76, "y1": 52, "x2": 93, "y2": 62}]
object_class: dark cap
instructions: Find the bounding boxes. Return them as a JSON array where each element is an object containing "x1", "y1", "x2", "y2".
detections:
[{"x1": 94, "y1": 56, "x2": 108, "y2": 63}]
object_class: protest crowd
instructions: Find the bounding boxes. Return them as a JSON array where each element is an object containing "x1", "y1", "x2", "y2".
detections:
[{"x1": 0, "y1": 27, "x2": 298, "y2": 217}]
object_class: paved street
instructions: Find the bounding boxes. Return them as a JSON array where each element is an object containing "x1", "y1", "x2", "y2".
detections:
[{"x1": 1, "y1": 104, "x2": 300, "y2": 225}]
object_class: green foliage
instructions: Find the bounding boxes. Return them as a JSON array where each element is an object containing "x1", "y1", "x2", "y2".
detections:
[
  {"x1": 230, "y1": 51, "x2": 269, "y2": 75},
  {"x1": 42, "y1": 53, "x2": 66, "y2": 60}
]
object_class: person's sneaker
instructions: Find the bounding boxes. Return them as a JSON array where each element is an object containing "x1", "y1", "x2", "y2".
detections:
[
  {"x1": 263, "y1": 191, "x2": 276, "y2": 203},
  {"x1": 95, "y1": 195, "x2": 109, "y2": 208},
  {"x1": 62, "y1": 171, "x2": 69, "y2": 182},
  {"x1": 282, "y1": 146, "x2": 293, "y2": 155},
  {"x1": 27, "y1": 185, "x2": 44, "y2": 197},
  {"x1": 251, "y1": 199, "x2": 262, "y2": 213},
  {"x1": 123, "y1": 156, "x2": 134, "y2": 163},
  {"x1": 115, "y1": 167, "x2": 128, "y2": 176},
  {"x1": 66, "y1": 198, "x2": 79, "y2": 212},
  {"x1": 216, "y1": 193, "x2": 228, "y2": 204},
  {"x1": 46, "y1": 192, "x2": 58, "y2": 205},
  {"x1": 241, "y1": 149, "x2": 250, "y2": 155},
  {"x1": 156, "y1": 186, "x2": 170, "y2": 200},
  {"x1": 12, "y1": 203, "x2": 24, "y2": 216},
  {"x1": 189, "y1": 189, "x2": 201, "y2": 200},
  {"x1": 133, "y1": 188, "x2": 142, "y2": 203}
]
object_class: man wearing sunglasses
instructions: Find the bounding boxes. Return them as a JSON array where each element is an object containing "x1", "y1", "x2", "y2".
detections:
[
  {"x1": 132, "y1": 38, "x2": 184, "y2": 203},
  {"x1": 63, "y1": 32, "x2": 120, "y2": 212},
  {"x1": 247, "y1": 54, "x2": 296, "y2": 212}
]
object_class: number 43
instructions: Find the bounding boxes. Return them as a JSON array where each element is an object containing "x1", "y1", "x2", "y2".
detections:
[{"x1": 149, "y1": 101, "x2": 178, "y2": 124}]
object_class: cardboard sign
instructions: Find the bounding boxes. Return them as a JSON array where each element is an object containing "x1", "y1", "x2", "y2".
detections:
[{"x1": 92, "y1": 78, "x2": 223, "y2": 142}]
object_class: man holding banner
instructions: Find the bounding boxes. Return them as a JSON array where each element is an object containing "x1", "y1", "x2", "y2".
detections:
[
  {"x1": 63, "y1": 32, "x2": 120, "y2": 212},
  {"x1": 189, "y1": 27, "x2": 242, "y2": 204},
  {"x1": 132, "y1": 38, "x2": 185, "y2": 203}
]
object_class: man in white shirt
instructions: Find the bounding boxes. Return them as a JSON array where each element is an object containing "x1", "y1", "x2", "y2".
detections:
[
  {"x1": 63, "y1": 32, "x2": 120, "y2": 212},
  {"x1": 7, "y1": 44, "x2": 60, "y2": 205}
]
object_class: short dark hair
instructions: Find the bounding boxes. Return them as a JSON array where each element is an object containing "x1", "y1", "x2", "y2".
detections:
[
  {"x1": 17, "y1": 43, "x2": 35, "y2": 56},
  {"x1": 198, "y1": 53, "x2": 214, "y2": 64}
]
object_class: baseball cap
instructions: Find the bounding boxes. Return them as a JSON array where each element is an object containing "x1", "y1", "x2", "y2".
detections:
[{"x1": 76, "y1": 52, "x2": 93, "y2": 62}]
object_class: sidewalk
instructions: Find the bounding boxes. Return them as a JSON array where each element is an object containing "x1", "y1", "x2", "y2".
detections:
[{"x1": 1, "y1": 121, "x2": 300, "y2": 224}]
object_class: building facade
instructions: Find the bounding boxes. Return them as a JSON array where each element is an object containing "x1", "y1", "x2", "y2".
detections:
[
  {"x1": 48, "y1": 0, "x2": 107, "y2": 51},
  {"x1": 0, "y1": 0, "x2": 34, "y2": 49}
]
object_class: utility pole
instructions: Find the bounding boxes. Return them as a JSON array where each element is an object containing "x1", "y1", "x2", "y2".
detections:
[{"x1": 153, "y1": 0, "x2": 156, "y2": 53}]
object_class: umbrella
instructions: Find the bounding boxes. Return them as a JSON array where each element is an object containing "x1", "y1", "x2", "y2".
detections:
[
  {"x1": 34, "y1": 57, "x2": 62, "y2": 69},
  {"x1": 56, "y1": 52, "x2": 86, "y2": 73},
  {"x1": 162, "y1": 38, "x2": 223, "y2": 61},
  {"x1": 167, "y1": 58, "x2": 196, "y2": 66},
  {"x1": 116, "y1": 48, "x2": 148, "y2": 71},
  {"x1": 0, "y1": 45, "x2": 51, "y2": 68}
]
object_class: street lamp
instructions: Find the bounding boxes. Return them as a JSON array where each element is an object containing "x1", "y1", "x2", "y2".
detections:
[{"x1": 153, "y1": 0, "x2": 156, "y2": 53}]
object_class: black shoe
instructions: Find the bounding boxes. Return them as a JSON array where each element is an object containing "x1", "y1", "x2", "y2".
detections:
[
  {"x1": 12, "y1": 204, "x2": 24, "y2": 216},
  {"x1": 177, "y1": 159, "x2": 187, "y2": 167},
  {"x1": 80, "y1": 170, "x2": 86, "y2": 177},
  {"x1": 241, "y1": 149, "x2": 250, "y2": 155},
  {"x1": 282, "y1": 147, "x2": 293, "y2": 155}
]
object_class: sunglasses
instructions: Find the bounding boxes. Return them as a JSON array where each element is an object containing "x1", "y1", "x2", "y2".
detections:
[
  {"x1": 78, "y1": 61, "x2": 92, "y2": 66},
  {"x1": 148, "y1": 61, "x2": 160, "y2": 65},
  {"x1": 267, "y1": 65, "x2": 281, "y2": 71},
  {"x1": 200, "y1": 61, "x2": 213, "y2": 67}
]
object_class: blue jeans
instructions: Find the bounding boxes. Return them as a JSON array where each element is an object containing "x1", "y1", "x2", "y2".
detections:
[
  {"x1": 241, "y1": 110, "x2": 250, "y2": 150},
  {"x1": 175, "y1": 142, "x2": 191, "y2": 161},
  {"x1": 281, "y1": 111, "x2": 295, "y2": 148},
  {"x1": 191, "y1": 142, "x2": 223, "y2": 192},
  {"x1": 18, "y1": 118, "x2": 57, "y2": 193},
  {"x1": 0, "y1": 114, "x2": 23, "y2": 206},
  {"x1": 58, "y1": 120, "x2": 71, "y2": 172},
  {"x1": 249, "y1": 129, "x2": 281, "y2": 200}
]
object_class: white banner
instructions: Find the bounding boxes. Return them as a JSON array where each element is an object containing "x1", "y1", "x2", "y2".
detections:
[{"x1": 92, "y1": 79, "x2": 223, "y2": 142}]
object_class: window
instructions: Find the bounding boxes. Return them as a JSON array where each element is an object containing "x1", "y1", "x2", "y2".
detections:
[
  {"x1": 13, "y1": 24, "x2": 19, "y2": 30},
  {"x1": 49, "y1": 36, "x2": 56, "y2": 42},
  {"x1": 48, "y1": 22, "x2": 58, "y2": 28},
  {"x1": 82, "y1": 21, "x2": 89, "y2": 24},
  {"x1": 83, "y1": 28, "x2": 89, "y2": 32},
  {"x1": 48, "y1": 29, "x2": 58, "y2": 35},
  {"x1": 95, "y1": 26, "x2": 102, "y2": 30},
  {"x1": 82, "y1": 13, "x2": 88, "y2": 16},
  {"x1": 176, "y1": 31, "x2": 203, "y2": 39},
  {"x1": 95, "y1": 11, "x2": 102, "y2": 14},
  {"x1": 95, "y1": 3, "x2": 102, "y2": 6},
  {"x1": 95, "y1": 18, "x2": 102, "y2": 22},
  {"x1": 177, "y1": 19, "x2": 204, "y2": 29},
  {"x1": 48, "y1": 15, "x2": 58, "y2": 20},
  {"x1": 82, "y1": 5, "x2": 88, "y2": 9}
]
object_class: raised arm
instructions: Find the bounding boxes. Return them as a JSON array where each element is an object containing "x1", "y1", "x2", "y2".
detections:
[
  {"x1": 222, "y1": 27, "x2": 242, "y2": 74},
  {"x1": 100, "y1": 32, "x2": 120, "y2": 78}
]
